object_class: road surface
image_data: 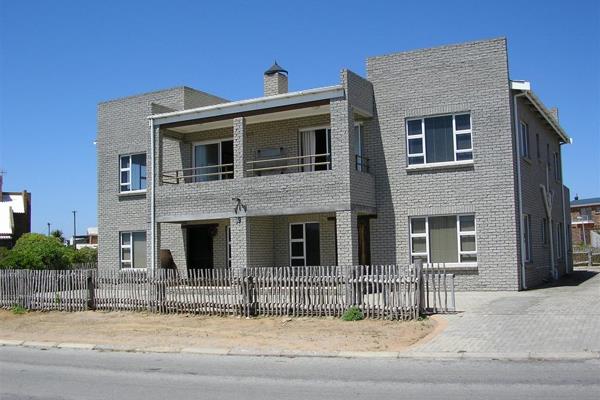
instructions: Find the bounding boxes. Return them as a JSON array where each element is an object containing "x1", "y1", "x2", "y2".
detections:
[{"x1": 1, "y1": 347, "x2": 599, "y2": 399}]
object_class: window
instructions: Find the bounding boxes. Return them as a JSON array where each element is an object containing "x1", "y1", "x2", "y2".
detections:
[
  {"x1": 290, "y1": 222, "x2": 320, "y2": 266},
  {"x1": 523, "y1": 214, "x2": 532, "y2": 262},
  {"x1": 556, "y1": 222, "x2": 564, "y2": 258},
  {"x1": 300, "y1": 127, "x2": 331, "y2": 172},
  {"x1": 193, "y1": 139, "x2": 234, "y2": 182},
  {"x1": 536, "y1": 134, "x2": 541, "y2": 159},
  {"x1": 406, "y1": 113, "x2": 472, "y2": 166},
  {"x1": 354, "y1": 124, "x2": 367, "y2": 172},
  {"x1": 120, "y1": 231, "x2": 147, "y2": 269},
  {"x1": 120, "y1": 154, "x2": 147, "y2": 192},
  {"x1": 519, "y1": 121, "x2": 530, "y2": 159},
  {"x1": 542, "y1": 218, "x2": 548, "y2": 245},
  {"x1": 409, "y1": 215, "x2": 477, "y2": 264},
  {"x1": 226, "y1": 225, "x2": 231, "y2": 269},
  {"x1": 553, "y1": 152, "x2": 561, "y2": 181}
]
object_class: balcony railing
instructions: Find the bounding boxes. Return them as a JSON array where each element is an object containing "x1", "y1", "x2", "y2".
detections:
[
  {"x1": 355, "y1": 155, "x2": 370, "y2": 173},
  {"x1": 162, "y1": 164, "x2": 234, "y2": 184},
  {"x1": 246, "y1": 153, "x2": 331, "y2": 176}
]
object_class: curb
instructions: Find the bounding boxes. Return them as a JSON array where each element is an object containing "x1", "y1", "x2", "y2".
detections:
[{"x1": 1, "y1": 340, "x2": 599, "y2": 361}]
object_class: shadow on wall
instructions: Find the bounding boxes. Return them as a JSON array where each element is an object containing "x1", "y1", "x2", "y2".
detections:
[
  {"x1": 529, "y1": 269, "x2": 598, "y2": 290},
  {"x1": 368, "y1": 102, "x2": 397, "y2": 264}
]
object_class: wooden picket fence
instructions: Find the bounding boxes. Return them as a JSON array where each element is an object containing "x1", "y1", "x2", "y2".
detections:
[{"x1": 0, "y1": 264, "x2": 455, "y2": 319}]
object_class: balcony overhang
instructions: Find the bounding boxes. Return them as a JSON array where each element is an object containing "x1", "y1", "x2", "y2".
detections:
[
  {"x1": 149, "y1": 85, "x2": 345, "y2": 130},
  {"x1": 510, "y1": 80, "x2": 571, "y2": 144}
]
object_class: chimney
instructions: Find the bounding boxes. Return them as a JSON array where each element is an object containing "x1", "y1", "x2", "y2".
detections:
[
  {"x1": 263, "y1": 61, "x2": 288, "y2": 96},
  {"x1": 575, "y1": 194, "x2": 579, "y2": 201},
  {"x1": 550, "y1": 107, "x2": 559, "y2": 122}
]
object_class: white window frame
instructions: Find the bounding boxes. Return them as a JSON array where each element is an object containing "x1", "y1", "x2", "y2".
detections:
[
  {"x1": 289, "y1": 222, "x2": 319, "y2": 267},
  {"x1": 520, "y1": 121, "x2": 530, "y2": 159},
  {"x1": 192, "y1": 138, "x2": 234, "y2": 182},
  {"x1": 119, "y1": 153, "x2": 146, "y2": 193},
  {"x1": 120, "y1": 231, "x2": 146, "y2": 269},
  {"x1": 409, "y1": 214, "x2": 477, "y2": 266},
  {"x1": 523, "y1": 214, "x2": 532, "y2": 262},
  {"x1": 406, "y1": 113, "x2": 473, "y2": 167},
  {"x1": 226, "y1": 225, "x2": 231, "y2": 268}
]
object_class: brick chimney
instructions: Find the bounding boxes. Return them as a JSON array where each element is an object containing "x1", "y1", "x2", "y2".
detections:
[{"x1": 263, "y1": 61, "x2": 288, "y2": 96}]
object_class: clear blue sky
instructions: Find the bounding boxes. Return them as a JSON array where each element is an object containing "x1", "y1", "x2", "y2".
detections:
[{"x1": 0, "y1": 0, "x2": 599, "y2": 236}]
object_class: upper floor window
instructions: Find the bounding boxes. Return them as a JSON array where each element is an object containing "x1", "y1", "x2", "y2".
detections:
[
  {"x1": 300, "y1": 127, "x2": 331, "y2": 172},
  {"x1": 120, "y1": 153, "x2": 147, "y2": 192},
  {"x1": 519, "y1": 121, "x2": 530, "y2": 159},
  {"x1": 406, "y1": 113, "x2": 472, "y2": 166},
  {"x1": 553, "y1": 152, "x2": 561, "y2": 181},
  {"x1": 193, "y1": 139, "x2": 234, "y2": 182}
]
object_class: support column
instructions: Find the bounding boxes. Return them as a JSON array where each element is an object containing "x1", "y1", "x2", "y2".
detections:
[
  {"x1": 336, "y1": 210, "x2": 358, "y2": 266},
  {"x1": 230, "y1": 216, "x2": 249, "y2": 270},
  {"x1": 233, "y1": 117, "x2": 246, "y2": 179}
]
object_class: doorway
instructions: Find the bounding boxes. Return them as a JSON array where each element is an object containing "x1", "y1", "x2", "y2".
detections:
[
  {"x1": 358, "y1": 216, "x2": 371, "y2": 266},
  {"x1": 186, "y1": 224, "x2": 217, "y2": 270}
]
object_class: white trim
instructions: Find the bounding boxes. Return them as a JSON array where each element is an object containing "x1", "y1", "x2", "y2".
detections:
[
  {"x1": 406, "y1": 159, "x2": 474, "y2": 171},
  {"x1": 149, "y1": 85, "x2": 345, "y2": 126},
  {"x1": 514, "y1": 91, "x2": 528, "y2": 289},
  {"x1": 406, "y1": 113, "x2": 473, "y2": 166},
  {"x1": 410, "y1": 214, "x2": 477, "y2": 265}
]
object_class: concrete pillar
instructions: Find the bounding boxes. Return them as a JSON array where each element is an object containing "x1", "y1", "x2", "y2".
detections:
[
  {"x1": 233, "y1": 117, "x2": 246, "y2": 179},
  {"x1": 336, "y1": 210, "x2": 358, "y2": 266},
  {"x1": 230, "y1": 216, "x2": 249, "y2": 270}
]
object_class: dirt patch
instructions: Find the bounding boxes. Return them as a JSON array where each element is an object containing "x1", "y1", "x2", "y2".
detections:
[{"x1": 0, "y1": 310, "x2": 436, "y2": 352}]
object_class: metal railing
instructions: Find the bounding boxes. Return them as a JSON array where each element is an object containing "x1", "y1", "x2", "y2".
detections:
[
  {"x1": 246, "y1": 153, "x2": 331, "y2": 175},
  {"x1": 161, "y1": 164, "x2": 234, "y2": 184},
  {"x1": 355, "y1": 155, "x2": 370, "y2": 173}
]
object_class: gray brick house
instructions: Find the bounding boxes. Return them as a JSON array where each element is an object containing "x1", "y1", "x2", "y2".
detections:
[{"x1": 97, "y1": 38, "x2": 572, "y2": 290}]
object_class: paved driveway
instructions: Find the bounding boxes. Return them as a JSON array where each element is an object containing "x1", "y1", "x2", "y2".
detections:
[{"x1": 409, "y1": 269, "x2": 600, "y2": 356}]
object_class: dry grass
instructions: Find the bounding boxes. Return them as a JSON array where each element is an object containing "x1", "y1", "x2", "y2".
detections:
[{"x1": 0, "y1": 310, "x2": 437, "y2": 352}]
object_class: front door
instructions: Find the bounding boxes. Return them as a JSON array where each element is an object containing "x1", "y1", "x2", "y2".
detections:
[
  {"x1": 187, "y1": 225, "x2": 216, "y2": 270},
  {"x1": 357, "y1": 216, "x2": 371, "y2": 266}
]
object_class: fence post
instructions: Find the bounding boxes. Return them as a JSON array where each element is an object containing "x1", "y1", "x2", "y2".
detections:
[
  {"x1": 243, "y1": 275, "x2": 256, "y2": 317},
  {"x1": 86, "y1": 270, "x2": 96, "y2": 310},
  {"x1": 415, "y1": 260, "x2": 424, "y2": 316}
]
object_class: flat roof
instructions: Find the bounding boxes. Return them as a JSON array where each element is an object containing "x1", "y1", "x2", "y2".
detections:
[{"x1": 149, "y1": 85, "x2": 345, "y2": 126}]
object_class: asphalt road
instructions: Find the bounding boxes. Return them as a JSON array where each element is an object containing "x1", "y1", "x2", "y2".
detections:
[{"x1": 1, "y1": 347, "x2": 599, "y2": 400}]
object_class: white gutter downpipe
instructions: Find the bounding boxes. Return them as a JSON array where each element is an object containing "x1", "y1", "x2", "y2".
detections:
[
  {"x1": 513, "y1": 91, "x2": 528, "y2": 290},
  {"x1": 149, "y1": 118, "x2": 156, "y2": 277},
  {"x1": 561, "y1": 154, "x2": 570, "y2": 274}
]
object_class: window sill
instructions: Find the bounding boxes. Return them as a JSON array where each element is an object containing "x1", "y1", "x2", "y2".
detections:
[
  {"x1": 424, "y1": 263, "x2": 478, "y2": 272},
  {"x1": 118, "y1": 190, "x2": 147, "y2": 197},
  {"x1": 406, "y1": 159, "x2": 474, "y2": 171}
]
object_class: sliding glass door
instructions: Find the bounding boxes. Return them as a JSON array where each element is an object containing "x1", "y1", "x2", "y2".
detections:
[
  {"x1": 193, "y1": 139, "x2": 233, "y2": 182},
  {"x1": 299, "y1": 128, "x2": 331, "y2": 172}
]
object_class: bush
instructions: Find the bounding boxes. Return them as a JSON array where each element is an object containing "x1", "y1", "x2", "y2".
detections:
[
  {"x1": 11, "y1": 304, "x2": 27, "y2": 315},
  {"x1": 342, "y1": 306, "x2": 364, "y2": 321},
  {"x1": 0, "y1": 233, "x2": 73, "y2": 270},
  {"x1": 71, "y1": 247, "x2": 98, "y2": 264}
]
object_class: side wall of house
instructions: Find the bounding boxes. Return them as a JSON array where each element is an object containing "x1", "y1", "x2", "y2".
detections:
[
  {"x1": 516, "y1": 97, "x2": 571, "y2": 287},
  {"x1": 367, "y1": 38, "x2": 520, "y2": 290}
]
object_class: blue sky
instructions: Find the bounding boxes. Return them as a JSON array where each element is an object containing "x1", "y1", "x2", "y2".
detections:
[{"x1": 0, "y1": 0, "x2": 598, "y2": 236}]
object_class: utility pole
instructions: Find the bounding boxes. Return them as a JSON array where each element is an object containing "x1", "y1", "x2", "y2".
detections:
[
  {"x1": 72, "y1": 210, "x2": 77, "y2": 248},
  {"x1": 47, "y1": 223, "x2": 51, "y2": 236}
]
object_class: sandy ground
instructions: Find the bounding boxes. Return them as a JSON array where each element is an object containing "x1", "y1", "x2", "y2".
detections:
[{"x1": 0, "y1": 310, "x2": 437, "y2": 352}]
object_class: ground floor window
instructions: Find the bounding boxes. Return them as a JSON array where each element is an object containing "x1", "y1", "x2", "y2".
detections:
[
  {"x1": 410, "y1": 215, "x2": 477, "y2": 264},
  {"x1": 290, "y1": 222, "x2": 320, "y2": 266},
  {"x1": 120, "y1": 231, "x2": 146, "y2": 269}
]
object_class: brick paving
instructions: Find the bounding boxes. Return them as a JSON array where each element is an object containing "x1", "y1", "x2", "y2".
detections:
[{"x1": 410, "y1": 269, "x2": 600, "y2": 354}]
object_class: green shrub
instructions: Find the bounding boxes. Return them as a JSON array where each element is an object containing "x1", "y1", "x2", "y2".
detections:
[
  {"x1": 71, "y1": 247, "x2": 98, "y2": 264},
  {"x1": 11, "y1": 304, "x2": 27, "y2": 315},
  {"x1": 0, "y1": 233, "x2": 72, "y2": 270},
  {"x1": 342, "y1": 306, "x2": 364, "y2": 321}
]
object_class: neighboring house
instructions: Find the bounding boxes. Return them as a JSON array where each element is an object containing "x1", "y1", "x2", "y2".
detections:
[
  {"x1": 97, "y1": 38, "x2": 572, "y2": 290},
  {"x1": 571, "y1": 197, "x2": 600, "y2": 247},
  {"x1": 72, "y1": 227, "x2": 98, "y2": 249},
  {"x1": 0, "y1": 175, "x2": 32, "y2": 249}
]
